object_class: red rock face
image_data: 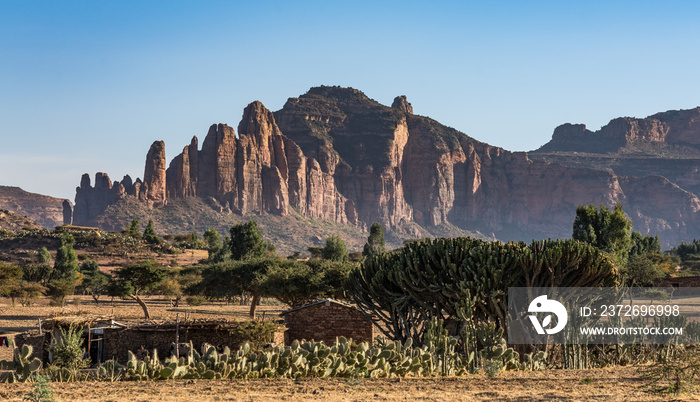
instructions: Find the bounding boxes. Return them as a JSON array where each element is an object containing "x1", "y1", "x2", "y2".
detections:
[
  {"x1": 71, "y1": 87, "x2": 700, "y2": 248},
  {"x1": 143, "y1": 141, "x2": 167, "y2": 206}
]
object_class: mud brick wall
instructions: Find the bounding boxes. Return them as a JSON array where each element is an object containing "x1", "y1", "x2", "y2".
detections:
[
  {"x1": 14, "y1": 332, "x2": 48, "y2": 362},
  {"x1": 102, "y1": 326, "x2": 286, "y2": 363},
  {"x1": 283, "y1": 303, "x2": 376, "y2": 345}
]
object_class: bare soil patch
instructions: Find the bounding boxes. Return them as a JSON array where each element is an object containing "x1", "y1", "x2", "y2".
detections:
[{"x1": 0, "y1": 367, "x2": 683, "y2": 401}]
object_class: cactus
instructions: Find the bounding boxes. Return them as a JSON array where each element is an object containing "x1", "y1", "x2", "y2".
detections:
[
  {"x1": 346, "y1": 237, "x2": 617, "y2": 346},
  {"x1": 0, "y1": 344, "x2": 43, "y2": 383}
]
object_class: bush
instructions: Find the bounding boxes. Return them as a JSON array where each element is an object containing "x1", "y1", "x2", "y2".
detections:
[
  {"x1": 185, "y1": 295, "x2": 206, "y2": 306},
  {"x1": 48, "y1": 325, "x2": 88, "y2": 369},
  {"x1": 228, "y1": 320, "x2": 282, "y2": 350}
]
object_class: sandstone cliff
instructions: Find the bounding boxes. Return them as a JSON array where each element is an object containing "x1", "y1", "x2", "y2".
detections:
[
  {"x1": 0, "y1": 186, "x2": 71, "y2": 228},
  {"x1": 71, "y1": 87, "x2": 700, "y2": 249}
]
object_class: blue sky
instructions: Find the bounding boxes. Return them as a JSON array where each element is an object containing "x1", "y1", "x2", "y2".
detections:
[{"x1": 2, "y1": 1, "x2": 700, "y2": 200}]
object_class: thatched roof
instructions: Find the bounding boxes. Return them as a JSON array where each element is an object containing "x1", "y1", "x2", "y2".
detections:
[
  {"x1": 43, "y1": 313, "x2": 124, "y2": 330},
  {"x1": 280, "y1": 298, "x2": 359, "y2": 315}
]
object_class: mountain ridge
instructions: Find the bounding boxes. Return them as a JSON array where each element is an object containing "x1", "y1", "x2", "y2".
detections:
[{"x1": 63, "y1": 86, "x2": 700, "y2": 249}]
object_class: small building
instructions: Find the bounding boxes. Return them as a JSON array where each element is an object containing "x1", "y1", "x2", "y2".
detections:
[
  {"x1": 17, "y1": 315, "x2": 286, "y2": 365},
  {"x1": 101, "y1": 319, "x2": 285, "y2": 363},
  {"x1": 655, "y1": 275, "x2": 700, "y2": 288},
  {"x1": 281, "y1": 299, "x2": 377, "y2": 345}
]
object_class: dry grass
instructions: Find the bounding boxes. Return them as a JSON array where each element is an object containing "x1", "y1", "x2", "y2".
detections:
[{"x1": 0, "y1": 367, "x2": 679, "y2": 401}]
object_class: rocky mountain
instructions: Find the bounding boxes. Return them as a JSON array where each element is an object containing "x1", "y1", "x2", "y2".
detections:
[
  {"x1": 72, "y1": 87, "x2": 700, "y2": 249},
  {"x1": 531, "y1": 107, "x2": 700, "y2": 247},
  {"x1": 0, "y1": 186, "x2": 71, "y2": 228}
]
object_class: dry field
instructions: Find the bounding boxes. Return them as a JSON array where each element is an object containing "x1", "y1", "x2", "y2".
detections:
[
  {"x1": 0, "y1": 367, "x2": 686, "y2": 401},
  {"x1": 0, "y1": 297, "x2": 692, "y2": 401}
]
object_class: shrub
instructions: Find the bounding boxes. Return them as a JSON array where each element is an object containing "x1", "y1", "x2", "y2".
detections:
[
  {"x1": 48, "y1": 325, "x2": 88, "y2": 369},
  {"x1": 185, "y1": 295, "x2": 206, "y2": 306},
  {"x1": 228, "y1": 320, "x2": 282, "y2": 350},
  {"x1": 24, "y1": 374, "x2": 55, "y2": 402}
]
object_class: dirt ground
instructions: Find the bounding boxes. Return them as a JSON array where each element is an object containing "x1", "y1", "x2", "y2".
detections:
[
  {"x1": 0, "y1": 297, "x2": 694, "y2": 401},
  {"x1": 0, "y1": 367, "x2": 690, "y2": 401}
]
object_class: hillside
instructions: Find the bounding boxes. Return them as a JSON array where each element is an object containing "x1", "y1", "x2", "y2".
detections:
[
  {"x1": 0, "y1": 209, "x2": 41, "y2": 232},
  {"x1": 0, "y1": 186, "x2": 70, "y2": 228},
  {"x1": 69, "y1": 87, "x2": 700, "y2": 249}
]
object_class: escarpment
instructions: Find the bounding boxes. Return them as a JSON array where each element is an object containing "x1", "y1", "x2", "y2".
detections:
[{"x1": 72, "y1": 86, "x2": 700, "y2": 248}]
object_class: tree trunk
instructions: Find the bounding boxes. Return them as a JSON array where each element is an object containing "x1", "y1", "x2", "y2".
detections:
[
  {"x1": 130, "y1": 294, "x2": 151, "y2": 319},
  {"x1": 249, "y1": 294, "x2": 261, "y2": 318}
]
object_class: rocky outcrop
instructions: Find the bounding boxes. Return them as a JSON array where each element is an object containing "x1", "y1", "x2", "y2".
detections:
[
  {"x1": 0, "y1": 186, "x2": 69, "y2": 229},
  {"x1": 75, "y1": 99, "x2": 356, "y2": 227},
  {"x1": 62, "y1": 200, "x2": 72, "y2": 225},
  {"x1": 143, "y1": 141, "x2": 167, "y2": 205},
  {"x1": 71, "y1": 86, "x2": 700, "y2": 249},
  {"x1": 537, "y1": 108, "x2": 700, "y2": 153},
  {"x1": 391, "y1": 95, "x2": 413, "y2": 114}
]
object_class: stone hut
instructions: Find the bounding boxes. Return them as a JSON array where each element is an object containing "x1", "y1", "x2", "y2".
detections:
[
  {"x1": 655, "y1": 275, "x2": 700, "y2": 287},
  {"x1": 23, "y1": 315, "x2": 285, "y2": 365},
  {"x1": 281, "y1": 299, "x2": 377, "y2": 345},
  {"x1": 102, "y1": 319, "x2": 286, "y2": 363}
]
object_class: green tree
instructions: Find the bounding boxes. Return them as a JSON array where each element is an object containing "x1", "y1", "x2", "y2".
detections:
[
  {"x1": 8, "y1": 281, "x2": 46, "y2": 307},
  {"x1": 629, "y1": 231, "x2": 662, "y2": 258},
  {"x1": 322, "y1": 235, "x2": 348, "y2": 262},
  {"x1": 0, "y1": 263, "x2": 24, "y2": 305},
  {"x1": 53, "y1": 233, "x2": 78, "y2": 281},
  {"x1": 48, "y1": 233, "x2": 78, "y2": 305},
  {"x1": 204, "y1": 228, "x2": 223, "y2": 260},
  {"x1": 196, "y1": 258, "x2": 277, "y2": 318},
  {"x1": 256, "y1": 259, "x2": 353, "y2": 307},
  {"x1": 37, "y1": 247, "x2": 52, "y2": 264},
  {"x1": 78, "y1": 261, "x2": 110, "y2": 304},
  {"x1": 126, "y1": 219, "x2": 141, "y2": 238},
  {"x1": 21, "y1": 264, "x2": 53, "y2": 285},
  {"x1": 46, "y1": 279, "x2": 74, "y2": 307},
  {"x1": 362, "y1": 222, "x2": 386, "y2": 257},
  {"x1": 158, "y1": 278, "x2": 183, "y2": 307},
  {"x1": 113, "y1": 260, "x2": 166, "y2": 319},
  {"x1": 230, "y1": 220, "x2": 266, "y2": 261},
  {"x1": 142, "y1": 219, "x2": 160, "y2": 244},
  {"x1": 572, "y1": 202, "x2": 632, "y2": 264},
  {"x1": 621, "y1": 254, "x2": 665, "y2": 287}
]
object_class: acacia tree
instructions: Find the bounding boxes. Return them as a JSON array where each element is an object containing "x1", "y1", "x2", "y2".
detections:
[
  {"x1": 256, "y1": 259, "x2": 353, "y2": 307},
  {"x1": 196, "y1": 259, "x2": 277, "y2": 318},
  {"x1": 78, "y1": 261, "x2": 110, "y2": 304},
  {"x1": 196, "y1": 258, "x2": 353, "y2": 315},
  {"x1": 113, "y1": 260, "x2": 166, "y2": 319},
  {"x1": 0, "y1": 263, "x2": 23, "y2": 305}
]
